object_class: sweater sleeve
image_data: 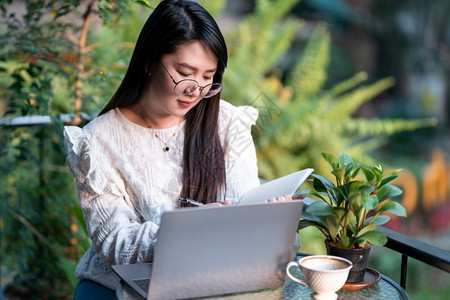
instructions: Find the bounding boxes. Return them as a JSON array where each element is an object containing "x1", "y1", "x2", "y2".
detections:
[{"x1": 64, "y1": 126, "x2": 159, "y2": 266}]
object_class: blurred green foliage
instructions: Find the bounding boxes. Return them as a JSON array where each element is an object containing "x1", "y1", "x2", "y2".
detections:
[
  {"x1": 0, "y1": 0, "x2": 440, "y2": 298},
  {"x1": 0, "y1": 1, "x2": 143, "y2": 297},
  {"x1": 221, "y1": 0, "x2": 437, "y2": 180}
]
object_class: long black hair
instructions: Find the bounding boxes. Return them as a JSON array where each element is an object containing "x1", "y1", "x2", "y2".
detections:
[{"x1": 99, "y1": 0, "x2": 227, "y2": 204}]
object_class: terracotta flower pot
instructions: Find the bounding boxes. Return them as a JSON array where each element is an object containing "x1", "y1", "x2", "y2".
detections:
[{"x1": 325, "y1": 240, "x2": 371, "y2": 283}]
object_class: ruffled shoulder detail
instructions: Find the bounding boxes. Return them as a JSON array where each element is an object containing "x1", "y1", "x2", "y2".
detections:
[
  {"x1": 64, "y1": 126, "x2": 120, "y2": 200},
  {"x1": 64, "y1": 126, "x2": 82, "y2": 153},
  {"x1": 64, "y1": 126, "x2": 89, "y2": 172}
]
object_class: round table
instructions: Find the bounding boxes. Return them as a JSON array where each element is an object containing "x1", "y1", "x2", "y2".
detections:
[{"x1": 117, "y1": 268, "x2": 409, "y2": 300}]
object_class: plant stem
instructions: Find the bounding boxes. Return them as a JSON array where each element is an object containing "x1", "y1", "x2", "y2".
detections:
[
  {"x1": 360, "y1": 209, "x2": 368, "y2": 231},
  {"x1": 327, "y1": 190, "x2": 337, "y2": 205}
]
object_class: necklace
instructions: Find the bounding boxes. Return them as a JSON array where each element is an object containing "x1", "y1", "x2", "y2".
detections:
[{"x1": 138, "y1": 102, "x2": 182, "y2": 152}]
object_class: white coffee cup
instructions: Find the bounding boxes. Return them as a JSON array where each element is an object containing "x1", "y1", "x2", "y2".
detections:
[{"x1": 286, "y1": 255, "x2": 353, "y2": 300}]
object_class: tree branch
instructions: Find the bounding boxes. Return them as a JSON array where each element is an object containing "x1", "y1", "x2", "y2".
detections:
[{"x1": 72, "y1": 0, "x2": 95, "y2": 125}]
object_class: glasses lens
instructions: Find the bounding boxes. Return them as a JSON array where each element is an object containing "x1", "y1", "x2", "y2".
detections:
[
  {"x1": 174, "y1": 80, "x2": 223, "y2": 98},
  {"x1": 174, "y1": 80, "x2": 198, "y2": 96},
  {"x1": 201, "y1": 83, "x2": 223, "y2": 98}
]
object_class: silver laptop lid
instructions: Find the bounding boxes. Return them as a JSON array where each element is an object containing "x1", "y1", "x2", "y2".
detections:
[{"x1": 148, "y1": 200, "x2": 304, "y2": 299}]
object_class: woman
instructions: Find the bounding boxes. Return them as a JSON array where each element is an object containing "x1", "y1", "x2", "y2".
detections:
[{"x1": 65, "y1": 0, "x2": 293, "y2": 298}]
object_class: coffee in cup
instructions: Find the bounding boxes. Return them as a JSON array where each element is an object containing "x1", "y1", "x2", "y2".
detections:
[{"x1": 286, "y1": 255, "x2": 352, "y2": 300}]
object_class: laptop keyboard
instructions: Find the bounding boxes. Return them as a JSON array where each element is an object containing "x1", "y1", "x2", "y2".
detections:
[{"x1": 133, "y1": 279, "x2": 150, "y2": 293}]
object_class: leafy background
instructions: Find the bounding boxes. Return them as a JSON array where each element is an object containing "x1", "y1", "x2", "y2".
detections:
[{"x1": 0, "y1": 0, "x2": 448, "y2": 298}]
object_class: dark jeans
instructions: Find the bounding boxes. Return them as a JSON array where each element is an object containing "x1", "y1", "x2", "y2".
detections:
[{"x1": 73, "y1": 279, "x2": 116, "y2": 300}]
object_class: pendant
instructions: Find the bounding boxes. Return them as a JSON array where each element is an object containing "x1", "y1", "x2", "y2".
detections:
[{"x1": 163, "y1": 146, "x2": 170, "y2": 152}]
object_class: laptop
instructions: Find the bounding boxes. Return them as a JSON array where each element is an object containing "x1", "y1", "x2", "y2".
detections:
[
  {"x1": 239, "y1": 168, "x2": 313, "y2": 204},
  {"x1": 112, "y1": 200, "x2": 304, "y2": 300}
]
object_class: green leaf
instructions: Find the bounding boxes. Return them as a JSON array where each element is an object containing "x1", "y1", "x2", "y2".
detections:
[
  {"x1": 311, "y1": 174, "x2": 336, "y2": 194},
  {"x1": 361, "y1": 190, "x2": 379, "y2": 210},
  {"x1": 325, "y1": 215, "x2": 339, "y2": 240},
  {"x1": 344, "y1": 209, "x2": 357, "y2": 232},
  {"x1": 334, "y1": 207, "x2": 347, "y2": 224},
  {"x1": 355, "y1": 205, "x2": 366, "y2": 228},
  {"x1": 299, "y1": 212, "x2": 329, "y2": 232},
  {"x1": 357, "y1": 240, "x2": 368, "y2": 248},
  {"x1": 321, "y1": 152, "x2": 339, "y2": 169},
  {"x1": 305, "y1": 190, "x2": 329, "y2": 202},
  {"x1": 355, "y1": 230, "x2": 387, "y2": 246},
  {"x1": 361, "y1": 166, "x2": 376, "y2": 182},
  {"x1": 346, "y1": 181, "x2": 373, "y2": 202},
  {"x1": 293, "y1": 189, "x2": 309, "y2": 197},
  {"x1": 365, "y1": 215, "x2": 390, "y2": 226},
  {"x1": 372, "y1": 164, "x2": 383, "y2": 183},
  {"x1": 305, "y1": 201, "x2": 335, "y2": 216},
  {"x1": 377, "y1": 185, "x2": 403, "y2": 202},
  {"x1": 377, "y1": 201, "x2": 407, "y2": 217},
  {"x1": 332, "y1": 186, "x2": 347, "y2": 205},
  {"x1": 388, "y1": 168, "x2": 403, "y2": 176},
  {"x1": 350, "y1": 166, "x2": 361, "y2": 179},
  {"x1": 348, "y1": 181, "x2": 373, "y2": 192},
  {"x1": 339, "y1": 232, "x2": 351, "y2": 248},
  {"x1": 338, "y1": 152, "x2": 353, "y2": 167},
  {"x1": 331, "y1": 165, "x2": 346, "y2": 184},
  {"x1": 344, "y1": 163, "x2": 355, "y2": 181},
  {"x1": 379, "y1": 174, "x2": 398, "y2": 188},
  {"x1": 356, "y1": 223, "x2": 377, "y2": 237},
  {"x1": 298, "y1": 218, "x2": 326, "y2": 230}
]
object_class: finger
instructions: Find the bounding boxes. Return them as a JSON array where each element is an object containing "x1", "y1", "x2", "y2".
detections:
[
  {"x1": 218, "y1": 201, "x2": 232, "y2": 206},
  {"x1": 275, "y1": 195, "x2": 292, "y2": 202},
  {"x1": 277, "y1": 195, "x2": 286, "y2": 202}
]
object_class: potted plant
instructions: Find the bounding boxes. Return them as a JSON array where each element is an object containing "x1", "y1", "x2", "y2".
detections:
[{"x1": 298, "y1": 152, "x2": 407, "y2": 283}]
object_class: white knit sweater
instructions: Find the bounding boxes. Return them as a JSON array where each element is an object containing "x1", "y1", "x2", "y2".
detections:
[{"x1": 64, "y1": 100, "x2": 261, "y2": 290}]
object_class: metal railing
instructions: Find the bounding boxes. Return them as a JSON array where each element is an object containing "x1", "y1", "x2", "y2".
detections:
[{"x1": 377, "y1": 226, "x2": 450, "y2": 290}]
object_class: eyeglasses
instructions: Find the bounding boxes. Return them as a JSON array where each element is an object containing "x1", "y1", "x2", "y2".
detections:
[{"x1": 160, "y1": 61, "x2": 223, "y2": 98}]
